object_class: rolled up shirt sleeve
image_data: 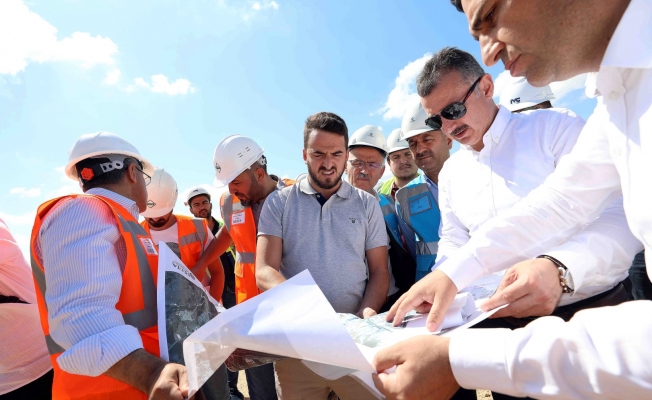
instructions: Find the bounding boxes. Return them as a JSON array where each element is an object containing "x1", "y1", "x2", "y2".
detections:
[
  {"x1": 39, "y1": 197, "x2": 143, "y2": 376},
  {"x1": 449, "y1": 301, "x2": 652, "y2": 398}
]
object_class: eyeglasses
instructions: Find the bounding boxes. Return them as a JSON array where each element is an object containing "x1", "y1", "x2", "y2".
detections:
[
  {"x1": 348, "y1": 159, "x2": 383, "y2": 170},
  {"x1": 136, "y1": 166, "x2": 151, "y2": 186},
  {"x1": 424, "y1": 75, "x2": 484, "y2": 131}
]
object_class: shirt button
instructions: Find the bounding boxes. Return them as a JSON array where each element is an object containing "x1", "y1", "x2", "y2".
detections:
[{"x1": 609, "y1": 91, "x2": 621, "y2": 101}]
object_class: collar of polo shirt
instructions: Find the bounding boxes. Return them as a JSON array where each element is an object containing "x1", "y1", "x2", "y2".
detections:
[{"x1": 299, "y1": 177, "x2": 353, "y2": 199}]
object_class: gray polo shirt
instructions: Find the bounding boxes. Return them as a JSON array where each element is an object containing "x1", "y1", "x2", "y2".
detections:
[{"x1": 258, "y1": 178, "x2": 388, "y2": 313}]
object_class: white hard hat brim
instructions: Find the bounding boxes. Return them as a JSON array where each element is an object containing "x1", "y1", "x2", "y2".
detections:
[
  {"x1": 349, "y1": 143, "x2": 389, "y2": 153},
  {"x1": 504, "y1": 100, "x2": 543, "y2": 112},
  {"x1": 65, "y1": 150, "x2": 154, "y2": 181},
  {"x1": 213, "y1": 148, "x2": 264, "y2": 187},
  {"x1": 388, "y1": 144, "x2": 410, "y2": 154},
  {"x1": 140, "y1": 205, "x2": 174, "y2": 219},
  {"x1": 401, "y1": 127, "x2": 437, "y2": 140}
]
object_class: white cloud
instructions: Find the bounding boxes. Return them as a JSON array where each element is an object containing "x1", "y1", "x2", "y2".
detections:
[
  {"x1": 45, "y1": 166, "x2": 83, "y2": 198},
  {"x1": 377, "y1": 54, "x2": 432, "y2": 120},
  {"x1": 0, "y1": 210, "x2": 36, "y2": 226},
  {"x1": 104, "y1": 69, "x2": 121, "y2": 85},
  {"x1": 0, "y1": 0, "x2": 118, "y2": 75},
  {"x1": 9, "y1": 187, "x2": 41, "y2": 198},
  {"x1": 492, "y1": 71, "x2": 589, "y2": 105},
  {"x1": 128, "y1": 74, "x2": 197, "y2": 96},
  {"x1": 252, "y1": 1, "x2": 279, "y2": 11}
]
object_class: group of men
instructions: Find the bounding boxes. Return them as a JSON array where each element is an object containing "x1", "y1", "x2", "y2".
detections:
[{"x1": 3, "y1": 0, "x2": 652, "y2": 399}]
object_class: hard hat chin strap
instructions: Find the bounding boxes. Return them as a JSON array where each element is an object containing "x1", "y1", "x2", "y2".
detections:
[{"x1": 79, "y1": 156, "x2": 127, "y2": 183}]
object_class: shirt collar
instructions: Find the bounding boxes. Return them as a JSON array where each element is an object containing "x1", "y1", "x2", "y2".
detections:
[
  {"x1": 424, "y1": 174, "x2": 439, "y2": 190},
  {"x1": 601, "y1": 0, "x2": 652, "y2": 69},
  {"x1": 299, "y1": 176, "x2": 352, "y2": 199},
  {"x1": 86, "y1": 188, "x2": 140, "y2": 220},
  {"x1": 462, "y1": 105, "x2": 511, "y2": 152}
]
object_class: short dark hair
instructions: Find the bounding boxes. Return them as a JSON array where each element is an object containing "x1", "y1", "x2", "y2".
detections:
[
  {"x1": 249, "y1": 155, "x2": 269, "y2": 175},
  {"x1": 417, "y1": 47, "x2": 486, "y2": 97},
  {"x1": 75, "y1": 156, "x2": 139, "y2": 191},
  {"x1": 303, "y1": 112, "x2": 348, "y2": 148},
  {"x1": 450, "y1": 0, "x2": 464, "y2": 12}
]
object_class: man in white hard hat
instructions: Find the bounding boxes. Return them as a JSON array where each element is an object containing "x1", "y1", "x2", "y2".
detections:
[
  {"x1": 393, "y1": 100, "x2": 452, "y2": 283},
  {"x1": 347, "y1": 125, "x2": 413, "y2": 307},
  {"x1": 140, "y1": 169, "x2": 224, "y2": 302},
  {"x1": 30, "y1": 131, "x2": 188, "y2": 400},
  {"x1": 377, "y1": 128, "x2": 420, "y2": 200},
  {"x1": 499, "y1": 76, "x2": 555, "y2": 113},
  {"x1": 140, "y1": 169, "x2": 230, "y2": 400},
  {"x1": 184, "y1": 186, "x2": 244, "y2": 400},
  {"x1": 192, "y1": 134, "x2": 287, "y2": 400},
  {"x1": 256, "y1": 112, "x2": 389, "y2": 400},
  {"x1": 371, "y1": 0, "x2": 652, "y2": 393}
]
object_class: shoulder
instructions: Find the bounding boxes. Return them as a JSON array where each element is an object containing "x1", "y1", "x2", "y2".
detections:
[
  {"x1": 515, "y1": 107, "x2": 585, "y2": 129},
  {"x1": 349, "y1": 185, "x2": 379, "y2": 209}
]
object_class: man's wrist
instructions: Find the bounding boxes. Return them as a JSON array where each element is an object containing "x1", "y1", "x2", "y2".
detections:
[{"x1": 537, "y1": 255, "x2": 574, "y2": 293}]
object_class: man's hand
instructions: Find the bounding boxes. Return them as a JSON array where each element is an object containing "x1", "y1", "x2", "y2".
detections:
[
  {"x1": 385, "y1": 269, "x2": 458, "y2": 332},
  {"x1": 359, "y1": 307, "x2": 377, "y2": 319},
  {"x1": 372, "y1": 335, "x2": 459, "y2": 400},
  {"x1": 147, "y1": 363, "x2": 189, "y2": 400},
  {"x1": 481, "y1": 258, "x2": 563, "y2": 318}
]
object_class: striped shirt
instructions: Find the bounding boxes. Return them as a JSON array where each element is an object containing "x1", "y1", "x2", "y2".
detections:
[{"x1": 33, "y1": 188, "x2": 144, "y2": 377}]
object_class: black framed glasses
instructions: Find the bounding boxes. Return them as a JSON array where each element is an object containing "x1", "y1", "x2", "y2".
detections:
[
  {"x1": 136, "y1": 166, "x2": 151, "y2": 186},
  {"x1": 424, "y1": 75, "x2": 484, "y2": 130},
  {"x1": 348, "y1": 159, "x2": 383, "y2": 170}
]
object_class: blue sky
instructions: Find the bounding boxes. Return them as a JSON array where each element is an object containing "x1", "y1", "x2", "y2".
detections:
[{"x1": 0, "y1": 0, "x2": 596, "y2": 256}]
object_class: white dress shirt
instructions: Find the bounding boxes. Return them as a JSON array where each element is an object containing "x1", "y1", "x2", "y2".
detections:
[
  {"x1": 0, "y1": 218, "x2": 51, "y2": 394},
  {"x1": 436, "y1": 106, "x2": 640, "y2": 305},
  {"x1": 446, "y1": 0, "x2": 652, "y2": 397},
  {"x1": 33, "y1": 188, "x2": 145, "y2": 377}
]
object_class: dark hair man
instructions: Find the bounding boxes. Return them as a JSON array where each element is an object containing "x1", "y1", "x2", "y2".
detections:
[
  {"x1": 372, "y1": 1, "x2": 652, "y2": 399},
  {"x1": 256, "y1": 112, "x2": 389, "y2": 400},
  {"x1": 377, "y1": 128, "x2": 420, "y2": 200}
]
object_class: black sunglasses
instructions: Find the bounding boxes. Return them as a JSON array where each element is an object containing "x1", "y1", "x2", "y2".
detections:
[{"x1": 424, "y1": 75, "x2": 484, "y2": 131}]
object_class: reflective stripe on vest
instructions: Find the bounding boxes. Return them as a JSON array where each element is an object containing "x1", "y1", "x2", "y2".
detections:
[
  {"x1": 378, "y1": 193, "x2": 403, "y2": 250},
  {"x1": 395, "y1": 176, "x2": 441, "y2": 282},
  {"x1": 141, "y1": 215, "x2": 208, "y2": 268},
  {"x1": 30, "y1": 194, "x2": 158, "y2": 400},
  {"x1": 220, "y1": 192, "x2": 260, "y2": 304}
]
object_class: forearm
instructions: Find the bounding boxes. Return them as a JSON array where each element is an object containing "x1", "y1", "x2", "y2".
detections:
[
  {"x1": 449, "y1": 301, "x2": 652, "y2": 398},
  {"x1": 105, "y1": 349, "x2": 168, "y2": 394},
  {"x1": 256, "y1": 265, "x2": 286, "y2": 291},
  {"x1": 207, "y1": 259, "x2": 225, "y2": 302},
  {"x1": 357, "y1": 268, "x2": 389, "y2": 315},
  {"x1": 194, "y1": 228, "x2": 233, "y2": 271}
]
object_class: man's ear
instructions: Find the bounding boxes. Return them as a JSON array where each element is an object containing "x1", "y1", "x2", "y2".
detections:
[
  {"x1": 482, "y1": 74, "x2": 495, "y2": 99},
  {"x1": 126, "y1": 163, "x2": 139, "y2": 184}
]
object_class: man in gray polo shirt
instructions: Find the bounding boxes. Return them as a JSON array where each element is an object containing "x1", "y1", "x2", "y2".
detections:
[{"x1": 256, "y1": 111, "x2": 389, "y2": 400}]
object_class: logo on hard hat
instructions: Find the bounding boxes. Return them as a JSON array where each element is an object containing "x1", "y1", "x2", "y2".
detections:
[
  {"x1": 510, "y1": 97, "x2": 521, "y2": 104},
  {"x1": 410, "y1": 117, "x2": 416, "y2": 123},
  {"x1": 147, "y1": 200, "x2": 156, "y2": 208},
  {"x1": 368, "y1": 131, "x2": 374, "y2": 137},
  {"x1": 215, "y1": 163, "x2": 222, "y2": 173}
]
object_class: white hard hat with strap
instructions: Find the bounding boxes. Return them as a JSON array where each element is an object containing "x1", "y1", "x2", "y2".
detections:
[
  {"x1": 401, "y1": 101, "x2": 436, "y2": 140},
  {"x1": 499, "y1": 76, "x2": 555, "y2": 112},
  {"x1": 348, "y1": 125, "x2": 389, "y2": 154},
  {"x1": 141, "y1": 167, "x2": 178, "y2": 218},
  {"x1": 213, "y1": 135, "x2": 265, "y2": 187},
  {"x1": 387, "y1": 128, "x2": 409, "y2": 154}
]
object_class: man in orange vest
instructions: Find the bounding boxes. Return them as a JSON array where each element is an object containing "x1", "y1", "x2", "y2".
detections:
[
  {"x1": 140, "y1": 167, "x2": 225, "y2": 302},
  {"x1": 30, "y1": 132, "x2": 188, "y2": 400},
  {"x1": 192, "y1": 134, "x2": 292, "y2": 400}
]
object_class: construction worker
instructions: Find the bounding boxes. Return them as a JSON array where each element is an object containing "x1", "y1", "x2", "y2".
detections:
[
  {"x1": 184, "y1": 186, "x2": 244, "y2": 400},
  {"x1": 396, "y1": 101, "x2": 452, "y2": 281},
  {"x1": 30, "y1": 131, "x2": 187, "y2": 400},
  {"x1": 192, "y1": 134, "x2": 287, "y2": 400},
  {"x1": 499, "y1": 76, "x2": 555, "y2": 113},
  {"x1": 140, "y1": 169, "x2": 224, "y2": 303},
  {"x1": 347, "y1": 125, "x2": 413, "y2": 305},
  {"x1": 376, "y1": 128, "x2": 420, "y2": 200},
  {"x1": 140, "y1": 168, "x2": 230, "y2": 400}
]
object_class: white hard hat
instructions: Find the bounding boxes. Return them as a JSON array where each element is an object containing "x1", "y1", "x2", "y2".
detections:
[
  {"x1": 401, "y1": 101, "x2": 435, "y2": 140},
  {"x1": 387, "y1": 128, "x2": 409, "y2": 154},
  {"x1": 499, "y1": 76, "x2": 555, "y2": 112},
  {"x1": 348, "y1": 125, "x2": 389, "y2": 154},
  {"x1": 141, "y1": 167, "x2": 178, "y2": 218},
  {"x1": 185, "y1": 186, "x2": 211, "y2": 206},
  {"x1": 213, "y1": 135, "x2": 265, "y2": 187},
  {"x1": 65, "y1": 131, "x2": 154, "y2": 181}
]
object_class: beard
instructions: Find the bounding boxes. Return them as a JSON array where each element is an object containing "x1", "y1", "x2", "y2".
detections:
[
  {"x1": 197, "y1": 209, "x2": 211, "y2": 219},
  {"x1": 147, "y1": 215, "x2": 170, "y2": 228},
  {"x1": 307, "y1": 164, "x2": 344, "y2": 190},
  {"x1": 236, "y1": 179, "x2": 265, "y2": 207}
]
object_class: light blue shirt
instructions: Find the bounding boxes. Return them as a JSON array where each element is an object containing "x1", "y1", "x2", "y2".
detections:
[{"x1": 34, "y1": 188, "x2": 144, "y2": 377}]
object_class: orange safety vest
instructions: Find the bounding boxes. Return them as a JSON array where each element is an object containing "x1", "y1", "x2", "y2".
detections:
[
  {"x1": 220, "y1": 179, "x2": 294, "y2": 304},
  {"x1": 141, "y1": 214, "x2": 209, "y2": 268},
  {"x1": 30, "y1": 194, "x2": 159, "y2": 400}
]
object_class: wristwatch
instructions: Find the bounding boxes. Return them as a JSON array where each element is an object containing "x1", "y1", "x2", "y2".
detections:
[{"x1": 537, "y1": 255, "x2": 574, "y2": 294}]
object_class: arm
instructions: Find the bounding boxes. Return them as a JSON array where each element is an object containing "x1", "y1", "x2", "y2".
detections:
[
  {"x1": 0, "y1": 217, "x2": 36, "y2": 303},
  {"x1": 207, "y1": 258, "x2": 225, "y2": 303},
  {"x1": 191, "y1": 225, "x2": 233, "y2": 278},
  {"x1": 373, "y1": 301, "x2": 652, "y2": 399},
  {"x1": 255, "y1": 234, "x2": 286, "y2": 291},
  {"x1": 105, "y1": 349, "x2": 188, "y2": 400},
  {"x1": 357, "y1": 246, "x2": 389, "y2": 318}
]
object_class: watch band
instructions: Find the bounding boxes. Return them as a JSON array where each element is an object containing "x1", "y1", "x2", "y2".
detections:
[{"x1": 537, "y1": 255, "x2": 574, "y2": 294}]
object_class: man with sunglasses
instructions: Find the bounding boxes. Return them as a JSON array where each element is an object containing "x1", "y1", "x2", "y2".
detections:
[
  {"x1": 393, "y1": 100, "x2": 453, "y2": 282},
  {"x1": 372, "y1": 0, "x2": 652, "y2": 397},
  {"x1": 30, "y1": 132, "x2": 190, "y2": 400},
  {"x1": 346, "y1": 125, "x2": 405, "y2": 307}
]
